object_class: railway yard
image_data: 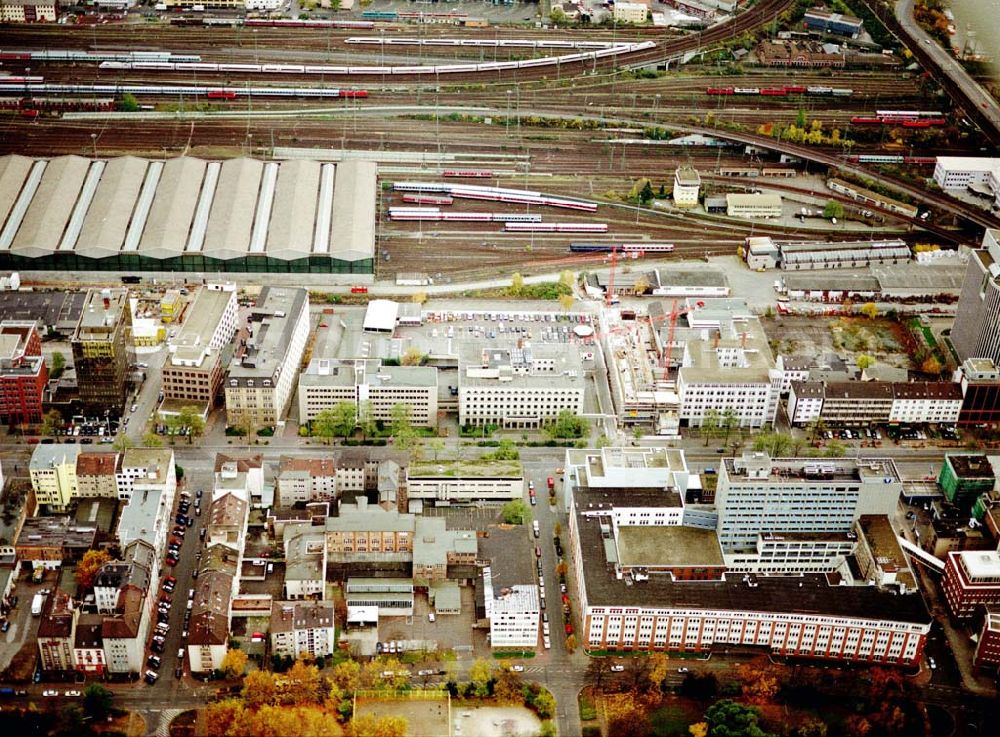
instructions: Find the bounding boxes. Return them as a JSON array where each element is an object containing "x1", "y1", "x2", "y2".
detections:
[{"x1": 0, "y1": 4, "x2": 997, "y2": 283}]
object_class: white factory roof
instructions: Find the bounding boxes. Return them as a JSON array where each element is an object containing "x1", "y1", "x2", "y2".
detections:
[
  {"x1": 935, "y1": 156, "x2": 1000, "y2": 172},
  {"x1": 363, "y1": 300, "x2": 399, "y2": 333},
  {"x1": 0, "y1": 154, "x2": 376, "y2": 264}
]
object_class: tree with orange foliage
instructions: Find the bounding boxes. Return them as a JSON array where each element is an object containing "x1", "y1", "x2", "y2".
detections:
[
  {"x1": 603, "y1": 693, "x2": 652, "y2": 737},
  {"x1": 75, "y1": 549, "x2": 111, "y2": 590},
  {"x1": 348, "y1": 714, "x2": 408, "y2": 737},
  {"x1": 204, "y1": 698, "x2": 245, "y2": 737},
  {"x1": 736, "y1": 657, "x2": 780, "y2": 704},
  {"x1": 281, "y1": 658, "x2": 322, "y2": 705},
  {"x1": 330, "y1": 659, "x2": 361, "y2": 694},
  {"x1": 689, "y1": 722, "x2": 708, "y2": 737},
  {"x1": 242, "y1": 669, "x2": 277, "y2": 710}
]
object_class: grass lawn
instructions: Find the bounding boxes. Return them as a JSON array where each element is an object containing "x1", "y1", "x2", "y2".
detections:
[
  {"x1": 649, "y1": 699, "x2": 703, "y2": 737},
  {"x1": 579, "y1": 693, "x2": 597, "y2": 721}
]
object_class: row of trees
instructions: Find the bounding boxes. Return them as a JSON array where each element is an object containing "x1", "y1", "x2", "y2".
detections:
[{"x1": 309, "y1": 402, "x2": 419, "y2": 449}]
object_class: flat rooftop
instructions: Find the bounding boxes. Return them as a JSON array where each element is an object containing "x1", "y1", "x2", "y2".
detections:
[
  {"x1": 576, "y1": 506, "x2": 930, "y2": 623},
  {"x1": 616, "y1": 525, "x2": 724, "y2": 568},
  {"x1": 409, "y1": 459, "x2": 522, "y2": 479},
  {"x1": 725, "y1": 454, "x2": 900, "y2": 483},
  {"x1": 0, "y1": 290, "x2": 85, "y2": 330},
  {"x1": 658, "y1": 268, "x2": 728, "y2": 288},
  {"x1": 170, "y1": 288, "x2": 233, "y2": 365},
  {"x1": 479, "y1": 525, "x2": 537, "y2": 590},
  {"x1": 783, "y1": 273, "x2": 881, "y2": 292},
  {"x1": 946, "y1": 454, "x2": 994, "y2": 479},
  {"x1": 576, "y1": 486, "x2": 684, "y2": 510},
  {"x1": 229, "y1": 287, "x2": 307, "y2": 382},
  {"x1": 74, "y1": 288, "x2": 128, "y2": 339}
]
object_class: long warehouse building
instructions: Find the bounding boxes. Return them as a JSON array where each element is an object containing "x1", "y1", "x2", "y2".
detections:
[{"x1": 0, "y1": 154, "x2": 376, "y2": 278}]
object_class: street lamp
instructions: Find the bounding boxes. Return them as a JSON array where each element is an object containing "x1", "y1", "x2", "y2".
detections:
[{"x1": 90, "y1": 133, "x2": 97, "y2": 159}]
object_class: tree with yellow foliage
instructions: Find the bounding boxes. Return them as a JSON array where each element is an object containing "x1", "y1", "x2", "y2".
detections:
[
  {"x1": 221, "y1": 648, "x2": 248, "y2": 679},
  {"x1": 75, "y1": 549, "x2": 111, "y2": 590},
  {"x1": 348, "y1": 714, "x2": 408, "y2": 737},
  {"x1": 242, "y1": 669, "x2": 277, "y2": 710},
  {"x1": 603, "y1": 693, "x2": 652, "y2": 737},
  {"x1": 204, "y1": 698, "x2": 245, "y2": 737},
  {"x1": 493, "y1": 668, "x2": 524, "y2": 704},
  {"x1": 330, "y1": 659, "x2": 361, "y2": 695},
  {"x1": 647, "y1": 652, "x2": 671, "y2": 693},
  {"x1": 468, "y1": 658, "x2": 493, "y2": 697},
  {"x1": 689, "y1": 722, "x2": 709, "y2": 737},
  {"x1": 281, "y1": 658, "x2": 322, "y2": 705},
  {"x1": 736, "y1": 657, "x2": 780, "y2": 704}
]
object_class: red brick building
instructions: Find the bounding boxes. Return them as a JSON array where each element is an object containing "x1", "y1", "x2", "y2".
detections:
[
  {"x1": 943, "y1": 550, "x2": 1000, "y2": 620},
  {"x1": 973, "y1": 610, "x2": 1000, "y2": 671},
  {"x1": 0, "y1": 320, "x2": 48, "y2": 424}
]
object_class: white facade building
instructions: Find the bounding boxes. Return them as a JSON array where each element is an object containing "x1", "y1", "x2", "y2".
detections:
[
  {"x1": 484, "y1": 567, "x2": 540, "y2": 649},
  {"x1": 406, "y1": 460, "x2": 524, "y2": 504},
  {"x1": 298, "y1": 358, "x2": 439, "y2": 427},
  {"x1": 673, "y1": 166, "x2": 701, "y2": 208},
  {"x1": 715, "y1": 453, "x2": 903, "y2": 552},
  {"x1": 458, "y1": 344, "x2": 585, "y2": 428},
  {"x1": 277, "y1": 457, "x2": 339, "y2": 505},
  {"x1": 613, "y1": 1, "x2": 648, "y2": 23},
  {"x1": 933, "y1": 156, "x2": 1000, "y2": 190},
  {"x1": 270, "y1": 601, "x2": 337, "y2": 658},
  {"x1": 115, "y1": 449, "x2": 176, "y2": 561}
]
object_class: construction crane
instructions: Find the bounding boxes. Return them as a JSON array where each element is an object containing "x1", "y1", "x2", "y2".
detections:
[
  {"x1": 605, "y1": 244, "x2": 619, "y2": 306},
  {"x1": 660, "y1": 298, "x2": 701, "y2": 373}
]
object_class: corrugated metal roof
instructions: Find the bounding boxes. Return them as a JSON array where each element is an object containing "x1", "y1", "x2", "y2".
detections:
[
  {"x1": 11, "y1": 155, "x2": 90, "y2": 257},
  {"x1": 203, "y1": 158, "x2": 262, "y2": 259},
  {"x1": 249, "y1": 162, "x2": 279, "y2": 254},
  {"x1": 0, "y1": 155, "x2": 33, "y2": 237},
  {"x1": 76, "y1": 156, "x2": 148, "y2": 258},
  {"x1": 122, "y1": 160, "x2": 163, "y2": 252},
  {"x1": 330, "y1": 160, "x2": 376, "y2": 262},
  {"x1": 312, "y1": 162, "x2": 335, "y2": 255},
  {"x1": 139, "y1": 157, "x2": 206, "y2": 259},
  {"x1": 186, "y1": 161, "x2": 221, "y2": 254},
  {"x1": 266, "y1": 159, "x2": 320, "y2": 261}
]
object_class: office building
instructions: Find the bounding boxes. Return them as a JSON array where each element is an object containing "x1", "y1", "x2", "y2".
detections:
[
  {"x1": 673, "y1": 166, "x2": 700, "y2": 208},
  {"x1": 943, "y1": 550, "x2": 1000, "y2": 620},
  {"x1": 613, "y1": 1, "x2": 647, "y2": 23},
  {"x1": 29, "y1": 444, "x2": 81, "y2": 510},
  {"x1": 562, "y1": 445, "x2": 691, "y2": 513},
  {"x1": 953, "y1": 229, "x2": 1000, "y2": 363},
  {"x1": 225, "y1": 287, "x2": 309, "y2": 428},
  {"x1": 0, "y1": 320, "x2": 47, "y2": 424},
  {"x1": 956, "y1": 358, "x2": 1000, "y2": 427},
  {"x1": 676, "y1": 308, "x2": 779, "y2": 429},
  {"x1": 938, "y1": 454, "x2": 995, "y2": 510},
  {"x1": 115, "y1": 449, "x2": 176, "y2": 559},
  {"x1": 458, "y1": 343, "x2": 585, "y2": 428},
  {"x1": 269, "y1": 601, "x2": 336, "y2": 659},
  {"x1": 71, "y1": 288, "x2": 133, "y2": 414},
  {"x1": 973, "y1": 610, "x2": 1000, "y2": 671},
  {"x1": 788, "y1": 380, "x2": 963, "y2": 426},
  {"x1": 298, "y1": 358, "x2": 438, "y2": 427},
  {"x1": 933, "y1": 157, "x2": 1000, "y2": 190},
  {"x1": 214, "y1": 453, "x2": 266, "y2": 507},
  {"x1": 483, "y1": 566, "x2": 539, "y2": 649},
  {"x1": 161, "y1": 285, "x2": 238, "y2": 415},
  {"x1": 569, "y1": 480, "x2": 930, "y2": 664},
  {"x1": 715, "y1": 453, "x2": 902, "y2": 552}
]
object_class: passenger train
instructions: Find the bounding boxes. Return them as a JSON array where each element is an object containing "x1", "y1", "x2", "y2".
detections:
[{"x1": 0, "y1": 83, "x2": 367, "y2": 99}]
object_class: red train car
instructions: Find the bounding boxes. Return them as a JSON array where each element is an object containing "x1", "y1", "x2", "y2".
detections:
[
  {"x1": 341, "y1": 90, "x2": 369, "y2": 98},
  {"x1": 760, "y1": 88, "x2": 787, "y2": 96},
  {"x1": 706, "y1": 87, "x2": 734, "y2": 95},
  {"x1": 350, "y1": 286, "x2": 369, "y2": 294},
  {"x1": 784, "y1": 85, "x2": 807, "y2": 93},
  {"x1": 442, "y1": 170, "x2": 493, "y2": 178},
  {"x1": 206, "y1": 90, "x2": 237, "y2": 99},
  {"x1": 850, "y1": 117, "x2": 883, "y2": 124}
]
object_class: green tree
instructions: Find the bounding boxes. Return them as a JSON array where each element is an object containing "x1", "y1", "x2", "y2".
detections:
[
  {"x1": 82, "y1": 683, "x2": 113, "y2": 719},
  {"x1": 823, "y1": 200, "x2": 844, "y2": 220},
  {"x1": 501, "y1": 498, "x2": 529, "y2": 525},
  {"x1": 487, "y1": 438, "x2": 519, "y2": 461},
  {"x1": 545, "y1": 409, "x2": 589, "y2": 439},
  {"x1": 639, "y1": 180, "x2": 655, "y2": 204},
  {"x1": 720, "y1": 409, "x2": 739, "y2": 446},
  {"x1": 704, "y1": 700, "x2": 775, "y2": 737},
  {"x1": 823, "y1": 440, "x2": 847, "y2": 458},
  {"x1": 358, "y1": 400, "x2": 376, "y2": 441},
  {"x1": 702, "y1": 409, "x2": 720, "y2": 447},
  {"x1": 796, "y1": 108, "x2": 808, "y2": 128},
  {"x1": 532, "y1": 689, "x2": 556, "y2": 719},
  {"x1": 51, "y1": 351, "x2": 66, "y2": 378},
  {"x1": 857, "y1": 354, "x2": 875, "y2": 371},
  {"x1": 121, "y1": 93, "x2": 139, "y2": 112},
  {"x1": 315, "y1": 403, "x2": 356, "y2": 443},
  {"x1": 113, "y1": 433, "x2": 135, "y2": 452},
  {"x1": 177, "y1": 405, "x2": 205, "y2": 444},
  {"x1": 807, "y1": 417, "x2": 826, "y2": 442},
  {"x1": 142, "y1": 431, "x2": 163, "y2": 448},
  {"x1": 511, "y1": 273, "x2": 525, "y2": 295},
  {"x1": 390, "y1": 403, "x2": 417, "y2": 449},
  {"x1": 428, "y1": 437, "x2": 445, "y2": 461},
  {"x1": 40, "y1": 409, "x2": 63, "y2": 436}
]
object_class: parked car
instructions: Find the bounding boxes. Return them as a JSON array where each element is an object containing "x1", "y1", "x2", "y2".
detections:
[
  {"x1": 144, "y1": 670, "x2": 159, "y2": 684},
  {"x1": 610, "y1": 664, "x2": 625, "y2": 672}
]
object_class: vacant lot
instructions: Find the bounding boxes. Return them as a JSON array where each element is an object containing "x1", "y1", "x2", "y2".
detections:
[
  {"x1": 765, "y1": 315, "x2": 912, "y2": 369},
  {"x1": 355, "y1": 695, "x2": 451, "y2": 737}
]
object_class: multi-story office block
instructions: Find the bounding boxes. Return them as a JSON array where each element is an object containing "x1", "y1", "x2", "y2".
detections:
[
  {"x1": 953, "y1": 229, "x2": 1000, "y2": 364},
  {"x1": 715, "y1": 453, "x2": 902, "y2": 552},
  {"x1": 0, "y1": 320, "x2": 47, "y2": 424},
  {"x1": 71, "y1": 288, "x2": 133, "y2": 414},
  {"x1": 29, "y1": 444, "x2": 81, "y2": 511},
  {"x1": 458, "y1": 343, "x2": 584, "y2": 428},
  {"x1": 943, "y1": 550, "x2": 1000, "y2": 619},
  {"x1": 298, "y1": 358, "x2": 439, "y2": 427},
  {"x1": 406, "y1": 459, "x2": 523, "y2": 505},
  {"x1": 225, "y1": 286, "x2": 309, "y2": 428},
  {"x1": 938, "y1": 454, "x2": 995, "y2": 511},
  {"x1": 161, "y1": 285, "x2": 238, "y2": 414},
  {"x1": 956, "y1": 358, "x2": 1000, "y2": 427}
]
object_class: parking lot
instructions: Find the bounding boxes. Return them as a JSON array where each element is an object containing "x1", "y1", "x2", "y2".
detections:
[{"x1": 378, "y1": 587, "x2": 478, "y2": 655}]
